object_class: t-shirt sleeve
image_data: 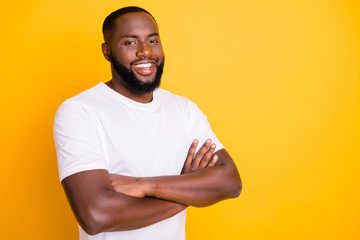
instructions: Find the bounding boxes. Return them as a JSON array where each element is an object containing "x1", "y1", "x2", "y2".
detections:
[
  {"x1": 53, "y1": 100, "x2": 107, "y2": 182},
  {"x1": 186, "y1": 99, "x2": 224, "y2": 152}
]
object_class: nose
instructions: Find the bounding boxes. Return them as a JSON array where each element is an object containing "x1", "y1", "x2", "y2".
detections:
[{"x1": 136, "y1": 42, "x2": 153, "y2": 58}]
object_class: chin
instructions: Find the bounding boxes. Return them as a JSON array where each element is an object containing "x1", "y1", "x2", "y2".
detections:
[{"x1": 137, "y1": 75, "x2": 157, "y2": 84}]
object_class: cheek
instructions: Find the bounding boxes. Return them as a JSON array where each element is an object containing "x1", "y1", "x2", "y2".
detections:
[
  {"x1": 117, "y1": 50, "x2": 136, "y2": 65},
  {"x1": 154, "y1": 47, "x2": 164, "y2": 59}
]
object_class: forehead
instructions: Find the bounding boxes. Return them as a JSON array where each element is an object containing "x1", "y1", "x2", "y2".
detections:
[{"x1": 114, "y1": 12, "x2": 159, "y2": 36}]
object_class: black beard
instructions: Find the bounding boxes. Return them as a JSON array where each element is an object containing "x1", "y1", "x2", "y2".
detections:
[{"x1": 110, "y1": 54, "x2": 164, "y2": 95}]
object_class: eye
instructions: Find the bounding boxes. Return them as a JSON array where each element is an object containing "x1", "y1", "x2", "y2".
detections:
[
  {"x1": 149, "y1": 39, "x2": 159, "y2": 44},
  {"x1": 124, "y1": 41, "x2": 136, "y2": 46}
]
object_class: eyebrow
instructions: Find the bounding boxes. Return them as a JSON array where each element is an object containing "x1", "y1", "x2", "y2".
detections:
[
  {"x1": 148, "y1": 33, "x2": 159, "y2": 37},
  {"x1": 121, "y1": 32, "x2": 159, "y2": 39}
]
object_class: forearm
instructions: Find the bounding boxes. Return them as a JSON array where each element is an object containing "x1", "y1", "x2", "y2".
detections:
[
  {"x1": 91, "y1": 192, "x2": 186, "y2": 232},
  {"x1": 147, "y1": 164, "x2": 241, "y2": 207},
  {"x1": 111, "y1": 149, "x2": 242, "y2": 207},
  {"x1": 62, "y1": 170, "x2": 186, "y2": 235}
]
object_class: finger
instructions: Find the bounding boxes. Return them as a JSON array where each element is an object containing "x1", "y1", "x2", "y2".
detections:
[
  {"x1": 182, "y1": 139, "x2": 198, "y2": 173},
  {"x1": 198, "y1": 143, "x2": 216, "y2": 168},
  {"x1": 192, "y1": 139, "x2": 212, "y2": 169},
  {"x1": 185, "y1": 139, "x2": 198, "y2": 164},
  {"x1": 207, "y1": 154, "x2": 218, "y2": 167}
]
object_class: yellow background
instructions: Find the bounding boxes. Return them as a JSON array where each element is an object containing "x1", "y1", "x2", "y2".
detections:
[{"x1": 1, "y1": 0, "x2": 359, "y2": 239}]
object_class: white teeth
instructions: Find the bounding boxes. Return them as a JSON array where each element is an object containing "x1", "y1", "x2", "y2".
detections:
[{"x1": 134, "y1": 63, "x2": 152, "y2": 68}]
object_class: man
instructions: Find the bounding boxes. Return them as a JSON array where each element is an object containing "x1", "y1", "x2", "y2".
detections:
[{"x1": 54, "y1": 6, "x2": 241, "y2": 240}]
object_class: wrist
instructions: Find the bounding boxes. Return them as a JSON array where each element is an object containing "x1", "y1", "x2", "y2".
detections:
[{"x1": 144, "y1": 177, "x2": 158, "y2": 197}]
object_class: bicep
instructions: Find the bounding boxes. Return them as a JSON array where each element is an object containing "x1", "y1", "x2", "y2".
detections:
[
  {"x1": 61, "y1": 169, "x2": 114, "y2": 234},
  {"x1": 62, "y1": 169, "x2": 144, "y2": 233},
  {"x1": 214, "y1": 149, "x2": 237, "y2": 168},
  {"x1": 214, "y1": 149, "x2": 242, "y2": 197},
  {"x1": 61, "y1": 169, "x2": 187, "y2": 234}
]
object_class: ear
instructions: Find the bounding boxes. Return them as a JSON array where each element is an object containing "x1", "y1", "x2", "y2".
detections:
[{"x1": 102, "y1": 43, "x2": 111, "y2": 61}]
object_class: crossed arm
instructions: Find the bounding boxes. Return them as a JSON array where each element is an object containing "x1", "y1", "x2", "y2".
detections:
[{"x1": 61, "y1": 139, "x2": 242, "y2": 235}]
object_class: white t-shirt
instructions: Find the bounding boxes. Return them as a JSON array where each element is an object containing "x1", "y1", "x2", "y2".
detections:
[{"x1": 53, "y1": 82, "x2": 224, "y2": 240}]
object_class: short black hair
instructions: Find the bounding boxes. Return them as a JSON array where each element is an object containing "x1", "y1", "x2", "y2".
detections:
[{"x1": 102, "y1": 6, "x2": 155, "y2": 43}]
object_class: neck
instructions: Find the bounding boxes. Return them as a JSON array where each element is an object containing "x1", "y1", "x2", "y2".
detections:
[{"x1": 105, "y1": 79, "x2": 154, "y2": 103}]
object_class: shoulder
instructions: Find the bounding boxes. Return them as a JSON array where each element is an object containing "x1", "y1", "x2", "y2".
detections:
[
  {"x1": 156, "y1": 89, "x2": 206, "y2": 123},
  {"x1": 56, "y1": 83, "x2": 107, "y2": 112},
  {"x1": 66, "y1": 83, "x2": 105, "y2": 106},
  {"x1": 156, "y1": 88, "x2": 197, "y2": 108},
  {"x1": 54, "y1": 83, "x2": 105, "y2": 124}
]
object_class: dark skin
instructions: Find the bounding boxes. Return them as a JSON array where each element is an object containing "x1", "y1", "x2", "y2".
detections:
[
  {"x1": 61, "y1": 12, "x2": 242, "y2": 235},
  {"x1": 109, "y1": 140, "x2": 240, "y2": 207},
  {"x1": 102, "y1": 12, "x2": 164, "y2": 103}
]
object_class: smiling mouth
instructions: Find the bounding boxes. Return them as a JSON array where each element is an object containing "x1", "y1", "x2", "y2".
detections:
[{"x1": 132, "y1": 62, "x2": 156, "y2": 76}]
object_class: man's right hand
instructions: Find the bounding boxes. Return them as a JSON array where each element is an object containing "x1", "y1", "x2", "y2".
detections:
[{"x1": 181, "y1": 139, "x2": 218, "y2": 174}]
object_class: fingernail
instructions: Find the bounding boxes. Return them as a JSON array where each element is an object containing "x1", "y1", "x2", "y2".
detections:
[
  {"x1": 193, "y1": 139, "x2": 198, "y2": 144},
  {"x1": 206, "y1": 139, "x2": 212, "y2": 144},
  {"x1": 213, "y1": 155, "x2": 218, "y2": 161},
  {"x1": 211, "y1": 143, "x2": 216, "y2": 149}
]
